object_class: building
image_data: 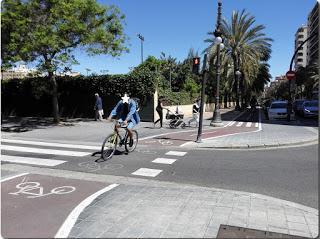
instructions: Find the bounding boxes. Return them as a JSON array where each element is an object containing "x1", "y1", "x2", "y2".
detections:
[
  {"x1": 1, "y1": 64, "x2": 39, "y2": 80},
  {"x1": 1, "y1": 64, "x2": 80, "y2": 80},
  {"x1": 307, "y1": 1, "x2": 319, "y2": 66},
  {"x1": 294, "y1": 25, "x2": 308, "y2": 69}
]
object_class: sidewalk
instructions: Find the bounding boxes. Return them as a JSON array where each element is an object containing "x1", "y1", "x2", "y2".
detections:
[
  {"x1": 68, "y1": 180, "x2": 318, "y2": 238},
  {"x1": 185, "y1": 110, "x2": 318, "y2": 149},
  {"x1": 1, "y1": 108, "x2": 318, "y2": 149}
]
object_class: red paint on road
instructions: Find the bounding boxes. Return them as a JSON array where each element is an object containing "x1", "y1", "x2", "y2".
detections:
[
  {"x1": 1, "y1": 174, "x2": 110, "y2": 238},
  {"x1": 140, "y1": 123, "x2": 259, "y2": 147}
]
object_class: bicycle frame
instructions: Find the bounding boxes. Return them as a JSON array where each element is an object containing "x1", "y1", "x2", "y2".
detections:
[{"x1": 112, "y1": 121, "x2": 129, "y2": 146}]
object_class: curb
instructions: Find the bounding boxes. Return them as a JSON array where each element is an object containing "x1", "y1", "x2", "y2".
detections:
[{"x1": 185, "y1": 138, "x2": 318, "y2": 150}]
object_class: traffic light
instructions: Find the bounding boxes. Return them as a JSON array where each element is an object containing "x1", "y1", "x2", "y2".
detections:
[{"x1": 192, "y1": 57, "x2": 200, "y2": 75}]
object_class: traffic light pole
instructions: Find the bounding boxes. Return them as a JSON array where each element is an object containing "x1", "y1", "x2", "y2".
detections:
[
  {"x1": 286, "y1": 32, "x2": 316, "y2": 121},
  {"x1": 196, "y1": 54, "x2": 208, "y2": 143}
]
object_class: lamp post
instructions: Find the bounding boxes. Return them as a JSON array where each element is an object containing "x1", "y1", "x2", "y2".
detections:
[
  {"x1": 137, "y1": 34, "x2": 144, "y2": 64},
  {"x1": 211, "y1": 0, "x2": 224, "y2": 127},
  {"x1": 235, "y1": 70, "x2": 241, "y2": 111}
]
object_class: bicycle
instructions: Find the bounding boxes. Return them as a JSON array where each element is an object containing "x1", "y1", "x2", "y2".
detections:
[{"x1": 100, "y1": 120, "x2": 138, "y2": 160}]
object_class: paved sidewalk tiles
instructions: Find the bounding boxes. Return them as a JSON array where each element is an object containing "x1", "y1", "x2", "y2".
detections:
[{"x1": 68, "y1": 184, "x2": 318, "y2": 238}]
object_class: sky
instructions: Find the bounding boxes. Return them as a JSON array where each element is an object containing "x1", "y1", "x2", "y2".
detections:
[{"x1": 71, "y1": 0, "x2": 318, "y2": 81}]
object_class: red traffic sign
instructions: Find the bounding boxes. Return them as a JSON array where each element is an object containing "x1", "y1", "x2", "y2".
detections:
[{"x1": 286, "y1": 70, "x2": 295, "y2": 80}]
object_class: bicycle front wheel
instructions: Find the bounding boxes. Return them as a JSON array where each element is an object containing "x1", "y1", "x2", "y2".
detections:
[
  {"x1": 125, "y1": 130, "x2": 138, "y2": 153},
  {"x1": 101, "y1": 133, "x2": 118, "y2": 159}
]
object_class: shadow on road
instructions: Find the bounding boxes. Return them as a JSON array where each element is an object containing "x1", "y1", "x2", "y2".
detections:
[{"x1": 1, "y1": 116, "x2": 95, "y2": 132}]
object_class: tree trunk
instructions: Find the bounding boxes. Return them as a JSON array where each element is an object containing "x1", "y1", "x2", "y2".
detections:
[
  {"x1": 224, "y1": 92, "x2": 228, "y2": 108},
  {"x1": 49, "y1": 71, "x2": 60, "y2": 123}
]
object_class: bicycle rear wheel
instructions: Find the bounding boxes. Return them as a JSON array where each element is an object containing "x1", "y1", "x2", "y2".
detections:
[
  {"x1": 101, "y1": 133, "x2": 118, "y2": 159},
  {"x1": 125, "y1": 130, "x2": 138, "y2": 152}
]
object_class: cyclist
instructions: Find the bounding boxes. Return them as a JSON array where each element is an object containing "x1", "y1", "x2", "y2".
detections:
[{"x1": 107, "y1": 93, "x2": 140, "y2": 146}]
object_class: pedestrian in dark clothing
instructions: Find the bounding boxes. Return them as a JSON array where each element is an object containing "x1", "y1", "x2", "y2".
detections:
[
  {"x1": 154, "y1": 97, "x2": 164, "y2": 128},
  {"x1": 188, "y1": 98, "x2": 200, "y2": 127},
  {"x1": 94, "y1": 93, "x2": 103, "y2": 121}
]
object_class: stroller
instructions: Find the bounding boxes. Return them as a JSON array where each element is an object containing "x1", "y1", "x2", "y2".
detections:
[{"x1": 165, "y1": 109, "x2": 186, "y2": 129}]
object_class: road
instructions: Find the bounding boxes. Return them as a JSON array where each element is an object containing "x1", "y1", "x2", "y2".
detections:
[{"x1": 1, "y1": 109, "x2": 318, "y2": 237}]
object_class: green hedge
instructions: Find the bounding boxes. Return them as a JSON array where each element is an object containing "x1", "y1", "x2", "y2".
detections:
[{"x1": 2, "y1": 72, "x2": 156, "y2": 118}]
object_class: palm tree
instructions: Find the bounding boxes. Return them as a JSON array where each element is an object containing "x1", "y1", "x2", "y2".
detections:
[{"x1": 205, "y1": 10, "x2": 273, "y2": 108}]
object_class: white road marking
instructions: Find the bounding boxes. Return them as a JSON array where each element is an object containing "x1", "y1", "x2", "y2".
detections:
[
  {"x1": 258, "y1": 110, "x2": 262, "y2": 130},
  {"x1": 165, "y1": 151, "x2": 187, "y2": 156},
  {"x1": 236, "y1": 122, "x2": 243, "y2": 127},
  {"x1": 228, "y1": 121, "x2": 236, "y2": 126},
  {"x1": 55, "y1": 183, "x2": 119, "y2": 238},
  {"x1": 246, "y1": 122, "x2": 252, "y2": 127},
  {"x1": 1, "y1": 173, "x2": 29, "y2": 183},
  {"x1": 1, "y1": 139, "x2": 100, "y2": 150},
  {"x1": 255, "y1": 123, "x2": 259, "y2": 128},
  {"x1": 304, "y1": 127, "x2": 318, "y2": 134},
  {"x1": 1, "y1": 145, "x2": 91, "y2": 157},
  {"x1": 152, "y1": 158, "x2": 177, "y2": 165},
  {"x1": 131, "y1": 168, "x2": 162, "y2": 177},
  {"x1": 1, "y1": 155, "x2": 66, "y2": 167}
]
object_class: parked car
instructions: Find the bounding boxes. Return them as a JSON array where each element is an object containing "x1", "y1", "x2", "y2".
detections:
[
  {"x1": 302, "y1": 100, "x2": 318, "y2": 118},
  {"x1": 293, "y1": 99, "x2": 305, "y2": 115},
  {"x1": 268, "y1": 100, "x2": 294, "y2": 120}
]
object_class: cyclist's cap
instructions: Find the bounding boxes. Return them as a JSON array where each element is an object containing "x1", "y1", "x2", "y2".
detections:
[{"x1": 121, "y1": 93, "x2": 130, "y2": 103}]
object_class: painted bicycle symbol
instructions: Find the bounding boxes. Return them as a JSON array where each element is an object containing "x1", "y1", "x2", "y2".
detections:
[
  {"x1": 9, "y1": 178, "x2": 76, "y2": 198},
  {"x1": 144, "y1": 139, "x2": 173, "y2": 146}
]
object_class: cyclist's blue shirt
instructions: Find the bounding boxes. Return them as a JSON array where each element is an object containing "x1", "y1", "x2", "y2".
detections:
[{"x1": 110, "y1": 99, "x2": 140, "y2": 124}]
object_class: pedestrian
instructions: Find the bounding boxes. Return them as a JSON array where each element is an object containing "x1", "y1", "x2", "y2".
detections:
[
  {"x1": 94, "y1": 93, "x2": 103, "y2": 121},
  {"x1": 188, "y1": 98, "x2": 200, "y2": 127},
  {"x1": 154, "y1": 97, "x2": 164, "y2": 128}
]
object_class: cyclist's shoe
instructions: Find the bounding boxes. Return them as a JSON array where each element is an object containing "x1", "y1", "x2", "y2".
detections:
[
  {"x1": 120, "y1": 139, "x2": 125, "y2": 146},
  {"x1": 129, "y1": 138, "x2": 134, "y2": 147}
]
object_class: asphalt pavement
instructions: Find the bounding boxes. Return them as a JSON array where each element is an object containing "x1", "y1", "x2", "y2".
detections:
[{"x1": 1, "y1": 108, "x2": 319, "y2": 238}]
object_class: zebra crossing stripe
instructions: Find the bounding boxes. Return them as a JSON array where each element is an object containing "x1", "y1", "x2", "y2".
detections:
[
  {"x1": 1, "y1": 139, "x2": 100, "y2": 150},
  {"x1": 255, "y1": 122, "x2": 259, "y2": 128},
  {"x1": 228, "y1": 121, "x2": 236, "y2": 126},
  {"x1": 1, "y1": 145, "x2": 91, "y2": 157},
  {"x1": 152, "y1": 158, "x2": 177, "y2": 165},
  {"x1": 131, "y1": 168, "x2": 162, "y2": 177},
  {"x1": 246, "y1": 122, "x2": 252, "y2": 127},
  {"x1": 1, "y1": 155, "x2": 66, "y2": 166},
  {"x1": 236, "y1": 122, "x2": 243, "y2": 127},
  {"x1": 165, "y1": 151, "x2": 187, "y2": 156}
]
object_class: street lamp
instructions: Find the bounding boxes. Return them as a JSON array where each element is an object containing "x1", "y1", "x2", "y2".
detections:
[
  {"x1": 235, "y1": 70, "x2": 241, "y2": 111},
  {"x1": 137, "y1": 34, "x2": 144, "y2": 64},
  {"x1": 210, "y1": 0, "x2": 224, "y2": 127}
]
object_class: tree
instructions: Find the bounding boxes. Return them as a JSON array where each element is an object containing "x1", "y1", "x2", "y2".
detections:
[
  {"x1": 2, "y1": 0, "x2": 128, "y2": 123},
  {"x1": 204, "y1": 10, "x2": 272, "y2": 107}
]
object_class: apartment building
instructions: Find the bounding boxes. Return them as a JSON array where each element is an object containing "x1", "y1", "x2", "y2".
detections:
[
  {"x1": 307, "y1": 1, "x2": 319, "y2": 65},
  {"x1": 294, "y1": 26, "x2": 308, "y2": 68},
  {"x1": 1, "y1": 64, "x2": 38, "y2": 80}
]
